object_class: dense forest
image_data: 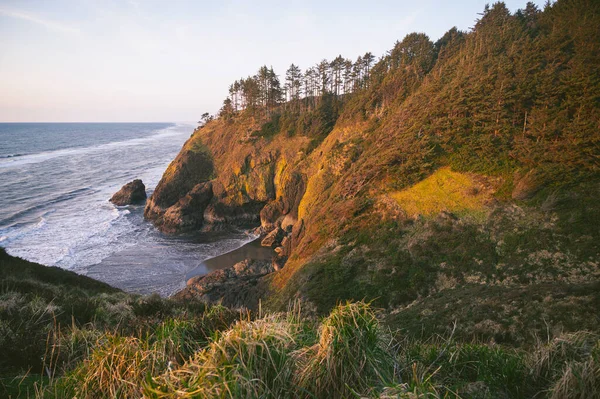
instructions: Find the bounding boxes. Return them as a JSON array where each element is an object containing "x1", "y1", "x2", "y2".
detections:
[{"x1": 208, "y1": 0, "x2": 597, "y2": 183}]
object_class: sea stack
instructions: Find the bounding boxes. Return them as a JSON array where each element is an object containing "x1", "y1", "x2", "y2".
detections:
[{"x1": 110, "y1": 179, "x2": 147, "y2": 205}]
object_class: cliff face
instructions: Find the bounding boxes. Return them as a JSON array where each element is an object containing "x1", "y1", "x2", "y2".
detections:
[
  {"x1": 146, "y1": 0, "x2": 600, "y2": 339},
  {"x1": 144, "y1": 117, "x2": 309, "y2": 236}
]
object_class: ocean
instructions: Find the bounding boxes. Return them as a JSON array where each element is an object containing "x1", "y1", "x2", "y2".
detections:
[{"x1": 0, "y1": 123, "x2": 257, "y2": 296}]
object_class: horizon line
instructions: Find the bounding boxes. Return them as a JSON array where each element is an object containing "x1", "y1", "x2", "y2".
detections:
[{"x1": 0, "y1": 121, "x2": 199, "y2": 124}]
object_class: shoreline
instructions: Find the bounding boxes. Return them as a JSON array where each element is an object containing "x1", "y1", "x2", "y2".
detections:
[{"x1": 183, "y1": 236, "x2": 274, "y2": 282}]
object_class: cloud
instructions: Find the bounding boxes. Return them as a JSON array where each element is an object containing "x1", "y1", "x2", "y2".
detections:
[{"x1": 0, "y1": 7, "x2": 80, "y2": 34}]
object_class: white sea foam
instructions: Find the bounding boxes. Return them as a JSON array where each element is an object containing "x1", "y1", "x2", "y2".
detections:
[
  {"x1": 0, "y1": 122, "x2": 260, "y2": 296},
  {"x1": 0, "y1": 123, "x2": 189, "y2": 169}
]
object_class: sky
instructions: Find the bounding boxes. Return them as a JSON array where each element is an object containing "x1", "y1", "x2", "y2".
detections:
[{"x1": 0, "y1": 0, "x2": 546, "y2": 122}]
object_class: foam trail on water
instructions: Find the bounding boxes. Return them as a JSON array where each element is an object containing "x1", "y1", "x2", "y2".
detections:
[
  {"x1": 0, "y1": 124, "x2": 188, "y2": 169},
  {"x1": 0, "y1": 122, "x2": 261, "y2": 296}
]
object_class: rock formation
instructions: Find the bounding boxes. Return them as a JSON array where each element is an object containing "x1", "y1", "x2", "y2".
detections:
[
  {"x1": 144, "y1": 120, "x2": 308, "y2": 238},
  {"x1": 110, "y1": 179, "x2": 146, "y2": 205},
  {"x1": 175, "y1": 259, "x2": 275, "y2": 308}
]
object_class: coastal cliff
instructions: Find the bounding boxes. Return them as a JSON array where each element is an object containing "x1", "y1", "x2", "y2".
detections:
[
  {"x1": 145, "y1": 0, "x2": 600, "y2": 339},
  {"x1": 4, "y1": 1, "x2": 600, "y2": 396},
  {"x1": 144, "y1": 118, "x2": 308, "y2": 235}
]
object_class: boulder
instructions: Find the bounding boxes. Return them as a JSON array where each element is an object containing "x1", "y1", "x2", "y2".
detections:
[
  {"x1": 110, "y1": 179, "x2": 146, "y2": 205},
  {"x1": 232, "y1": 259, "x2": 274, "y2": 276},
  {"x1": 259, "y1": 199, "x2": 284, "y2": 231},
  {"x1": 177, "y1": 259, "x2": 275, "y2": 307},
  {"x1": 160, "y1": 182, "x2": 213, "y2": 233},
  {"x1": 261, "y1": 227, "x2": 285, "y2": 248}
]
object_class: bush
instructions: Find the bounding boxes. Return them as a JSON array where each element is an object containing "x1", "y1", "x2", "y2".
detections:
[
  {"x1": 146, "y1": 315, "x2": 301, "y2": 398},
  {"x1": 48, "y1": 334, "x2": 168, "y2": 399},
  {"x1": 295, "y1": 301, "x2": 392, "y2": 398}
]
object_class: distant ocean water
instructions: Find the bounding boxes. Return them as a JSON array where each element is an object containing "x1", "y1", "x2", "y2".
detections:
[{"x1": 0, "y1": 123, "x2": 256, "y2": 295}]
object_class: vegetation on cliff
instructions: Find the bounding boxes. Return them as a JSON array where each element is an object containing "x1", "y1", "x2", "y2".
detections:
[
  {"x1": 145, "y1": 0, "x2": 599, "y2": 338},
  {"x1": 3, "y1": 0, "x2": 600, "y2": 397}
]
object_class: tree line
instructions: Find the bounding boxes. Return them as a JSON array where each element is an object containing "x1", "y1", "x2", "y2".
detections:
[{"x1": 219, "y1": 52, "x2": 378, "y2": 117}]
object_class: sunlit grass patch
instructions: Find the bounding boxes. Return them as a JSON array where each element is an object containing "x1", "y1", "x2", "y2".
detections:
[
  {"x1": 390, "y1": 167, "x2": 495, "y2": 218},
  {"x1": 47, "y1": 334, "x2": 169, "y2": 399}
]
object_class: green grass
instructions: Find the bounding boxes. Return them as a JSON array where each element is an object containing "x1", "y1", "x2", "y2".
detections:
[
  {"x1": 1, "y1": 259, "x2": 598, "y2": 399},
  {"x1": 390, "y1": 167, "x2": 493, "y2": 218},
  {"x1": 269, "y1": 180, "x2": 600, "y2": 343},
  {"x1": 0, "y1": 249, "x2": 241, "y2": 397}
]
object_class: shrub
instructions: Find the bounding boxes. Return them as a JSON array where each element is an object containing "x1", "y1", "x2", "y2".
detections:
[
  {"x1": 146, "y1": 315, "x2": 301, "y2": 398},
  {"x1": 294, "y1": 301, "x2": 392, "y2": 398},
  {"x1": 47, "y1": 334, "x2": 168, "y2": 399}
]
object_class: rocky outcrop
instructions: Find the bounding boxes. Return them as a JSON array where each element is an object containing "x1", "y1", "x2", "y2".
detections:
[
  {"x1": 144, "y1": 120, "x2": 308, "y2": 242},
  {"x1": 260, "y1": 227, "x2": 285, "y2": 248},
  {"x1": 144, "y1": 139, "x2": 215, "y2": 233},
  {"x1": 159, "y1": 182, "x2": 213, "y2": 234},
  {"x1": 175, "y1": 259, "x2": 275, "y2": 308},
  {"x1": 110, "y1": 179, "x2": 146, "y2": 205}
]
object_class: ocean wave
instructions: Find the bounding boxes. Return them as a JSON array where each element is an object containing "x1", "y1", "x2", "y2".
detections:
[
  {"x1": 4, "y1": 201, "x2": 134, "y2": 268},
  {"x1": 0, "y1": 188, "x2": 92, "y2": 227},
  {"x1": 0, "y1": 153, "x2": 28, "y2": 159},
  {"x1": 0, "y1": 208, "x2": 55, "y2": 245},
  {"x1": 0, "y1": 123, "x2": 193, "y2": 169}
]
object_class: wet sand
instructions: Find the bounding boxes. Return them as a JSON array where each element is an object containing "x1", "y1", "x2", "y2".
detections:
[{"x1": 185, "y1": 238, "x2": 274, "y2": 281}]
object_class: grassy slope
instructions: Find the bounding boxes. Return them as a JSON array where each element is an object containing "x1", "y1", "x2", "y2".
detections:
[
  {"x1": 0, "y1": 244, "x2": 598, "y2": 397},
  {"x1": 261, "y1": 0, "x2": 600, "y2": 347},
  {"x1": 0, "y1": 248, "x2": 242, "y2": 397},
  {"x1": 14, "y1": 295, "x2": 600, "y2": 398}
]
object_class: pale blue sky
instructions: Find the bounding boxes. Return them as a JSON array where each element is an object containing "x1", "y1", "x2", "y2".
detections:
[{"x1": 0, "y1": 0, "x2": 545, "y2": 122}]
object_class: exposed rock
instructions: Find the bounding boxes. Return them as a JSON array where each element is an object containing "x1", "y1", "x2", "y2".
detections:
[
  {"x1": 260, "y1": 199, "x2": 284, "y2": 231},
  {"x1": 261, "y1": 227, "x2": 285, "y2": 248},
  {"x1": 110, "y1": 179, "x2": 146, "y2": 205},
  {"x1": 203, "y1": 201, "x2": 265, "y2": 230},
  {"x1": 144, "y1": 138, "x2": 214, "y2": 231},
  {"x1": 276, "y1": 236, "x2": 292, "y2": 258},
  {"x1": 280, "y1": 172, "x2": 306, "y2": 218},
  {"x1": 144, "y1": 118, "x2": 309, "y2": 237},
  {"x1": 160, "y1": 182, "x2": 213, "y2": 234},
  {"x1": 273, "y1": 235, "x2": 291, "y2": 271},
  {"x1": 291, "y1": 218, "x2": 305, "y2": 248},
  {"x1": 232, "y1": 259, "x2": 274, "y2": 276},
  {"x1": 175, "y1": 259, "x2": 274, "y2": 308},
  {"x1": 150, "y1": 143, "x2": 214, "y2": 209}
]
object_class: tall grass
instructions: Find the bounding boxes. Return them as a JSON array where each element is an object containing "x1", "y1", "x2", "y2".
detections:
[
  {"x1": 550, "y1": 358, "x2": 600, "y2": 399},
  {"x1": 146, "y1": 315, "x2": 302, "y2": 398},
  {"x1": 43, "y1": 334, "x2": 168, "y2": 398},
  {"x1": 528, "y1": 331, "x2": 599, "y2": 384},
  {"x1": 8, "y1": 299, "x2": 600, "y2": 399},
  {"x1": 295, "y1": 301, "x2": 393, "y2": 398}
]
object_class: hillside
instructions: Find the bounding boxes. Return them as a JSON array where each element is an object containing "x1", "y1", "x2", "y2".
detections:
[
  {"x1": 2, "y1": 0, "x2": 599, "y2": 397},
  {"x1": 2, "y1": 249, "x2": 600, "y2": 398},
  {"x1": 145, "y1": 0, "x2": 600, "y2": 343}
]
